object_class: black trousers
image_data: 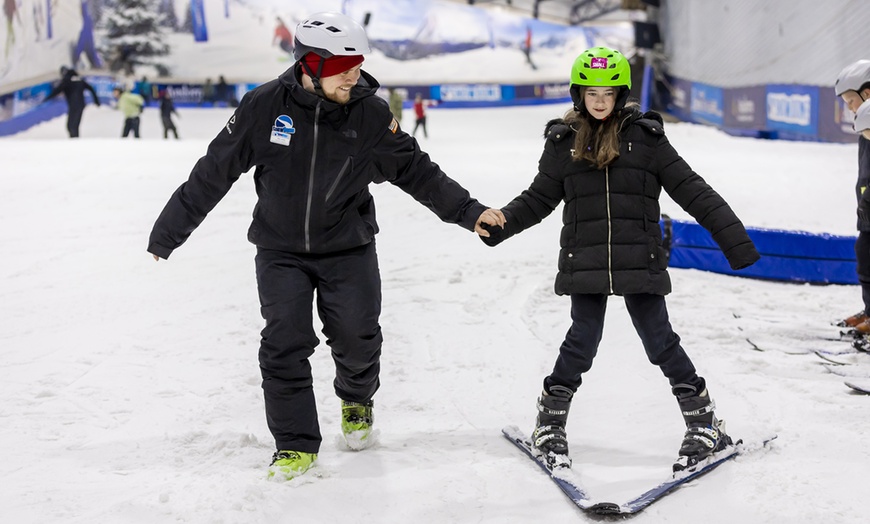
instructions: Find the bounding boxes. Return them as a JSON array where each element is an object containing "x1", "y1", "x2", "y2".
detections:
[
  {"x1": 412, "y1": 116, "x2": 427, "y2": 138},
  {"x1": 162, "y1": 116, "x2": 178, "y2": 139},
  {"x1": 546, "y1": 293, "x2": 702, "y2": 394},
  {"x1": 67, "y1": 102, "x2": 84, "y2": 138},
  {"x1": 255, "y1": 242, "x2": 383, "y2": 453},
  {"x1": 122, "y1": 116, "x2": 140, "y2": 138},
  {"x1": 856, "y1": 232, "x2": 870, "y2": 311}
]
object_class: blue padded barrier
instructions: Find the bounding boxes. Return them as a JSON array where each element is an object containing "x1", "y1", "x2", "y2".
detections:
[{"x1": 665, "y1": 218, "x2": 857, "y2": 285}]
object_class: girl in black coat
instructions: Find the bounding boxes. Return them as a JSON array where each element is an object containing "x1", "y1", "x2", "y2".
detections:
[{"x1": 483, "y1": 47, "x2": 760, "y2": 472}]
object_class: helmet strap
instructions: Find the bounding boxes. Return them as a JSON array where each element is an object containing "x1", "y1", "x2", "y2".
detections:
[{"x1": 299, "y1": 58, "x2": 326, "y2": 97}]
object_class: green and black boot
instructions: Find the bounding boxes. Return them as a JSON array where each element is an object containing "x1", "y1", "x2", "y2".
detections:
[{"x1": 341, "y1": 399, "x2": 375, "y2": 451}]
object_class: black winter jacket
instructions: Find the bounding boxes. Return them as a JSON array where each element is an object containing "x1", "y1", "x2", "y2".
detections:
[
  {"x1": 148, "y1": 66, "x2": 486, "y2": 258},
  {"x1": 45, "y1": 69, "x2": 100, "y2": 110},
  {"x1": 857, "y1": 136, "x2": 870, "y2": 232},
  {"x1": 484, "y1": 108, "x2": 760, "y2": 296}
]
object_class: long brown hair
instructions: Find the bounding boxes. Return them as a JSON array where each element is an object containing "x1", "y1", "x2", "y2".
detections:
[{"x1": 564, "y1": 87, "x2": 623, "y2": 168}]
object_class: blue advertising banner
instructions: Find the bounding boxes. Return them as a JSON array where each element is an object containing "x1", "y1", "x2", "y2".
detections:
[
  {"x1": 818, "y1": 85, "x2": 858, "y2": 143},
  {"x1": 723, "y1": 85, "x2": 765, "y2": 130},
  {"x1": 765, "y1": 84, "x2": 818, "y2": 137},
  {"x1": 435, "y1": 84, "x2": 505, "y2": 103},
  {"x1": 665, "y1": 75, "x2": 692, "y2": 122},
  {"x1": 191, "y1": 0, "x2": 209, "y2": 43},
  {"x1": 690, "y1": 82, "x2": 724, "y2": 126}
]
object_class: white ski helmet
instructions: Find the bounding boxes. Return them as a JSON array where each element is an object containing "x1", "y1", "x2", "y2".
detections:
[
  {"x1": 835, "y1": 59, "x2": 870, "y2": 96},
  {"x1": 854, "y1": 99, "x2": 870, "y2": 133},
  {"x1": 293, "y1": 12, "x2": 371, "y2": 61}
]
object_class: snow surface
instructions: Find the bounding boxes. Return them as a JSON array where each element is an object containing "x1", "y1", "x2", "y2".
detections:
[{"x1": 1, "y1": 103, "x2": 868, "y2": 523}]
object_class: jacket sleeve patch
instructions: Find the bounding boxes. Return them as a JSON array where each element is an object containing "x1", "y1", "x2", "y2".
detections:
[{"x1": 389, "y1": 118, "x2": 399, "y2": 134}]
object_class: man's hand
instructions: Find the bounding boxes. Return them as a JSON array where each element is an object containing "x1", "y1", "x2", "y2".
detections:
[
  {"x1": 475, "y1": 208, "x2": 506, "y2": 237},
  {"x1": 152, "y1": 254, "x2": 160, "y2": 261}
]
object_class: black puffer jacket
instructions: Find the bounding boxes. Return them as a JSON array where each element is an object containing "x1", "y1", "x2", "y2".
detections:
[
  {"x1": 148, "y1": 65, "x2": 486, "y2": 258},
  {"x1": 857, "y1": 136, "x2": 870, "y2": 232},
  {"x1": 484, "y1": 107, "x2": 760, "y2": 296}
]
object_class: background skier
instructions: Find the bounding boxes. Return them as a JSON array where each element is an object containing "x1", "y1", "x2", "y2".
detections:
[{"x1": 44, "y1": 66, "x2": 101, "y2": 138}]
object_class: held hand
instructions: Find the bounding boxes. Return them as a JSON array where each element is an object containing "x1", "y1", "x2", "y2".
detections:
[
  {"x1": 475, "y1": 208, "x2": 506, "y2": 237},
  {"x1": 152, "y1": 254, "x2": 160, "y2": 262}
]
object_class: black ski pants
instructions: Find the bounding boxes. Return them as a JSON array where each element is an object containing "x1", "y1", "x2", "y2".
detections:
[
  {"x1": 255, "y1": 242, "x2": 383, "y2": 453},
  {"x1": 855, "y1": 232, "x2": 870, "y2": 312},
  {"x1": 66, "y1": 101, "x2": 84, "y2": 138},
  {"x1": 545, "y1": 293, "x2": 703, "y2": 394},
  {"x1": 122, "y1": 116, "x2": 140, "y2": 138}
]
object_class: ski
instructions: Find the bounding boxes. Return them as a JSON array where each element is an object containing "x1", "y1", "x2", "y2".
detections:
[
  {"x1": 503, "y1": 425, "x2": 777, "y2": 515},
  {"x1": 823, "y1": 364, "x2": 870, "y2": 378},
  {"x1": 501, "y1": 425, "x2": 599, "y2": 511},
  {"x1": 815, "y1": 351, "x2": 851, "y2": 366},
  {"x1": 745, "y1": 337, "x2": 855, "y2": 356},
  {"x1": 589, "y1": 436, "x2": 777, "y2": 514},
  {"x1": 844, "y1": 379, "x2": 870, "y2": 394}
]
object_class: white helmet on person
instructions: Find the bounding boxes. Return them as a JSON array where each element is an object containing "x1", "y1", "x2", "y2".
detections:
[
  {"x1": 835, "y1": 59, "x2": 870, "y2": 96},
  {"x1": 293, "y1": 12, "x2": 371, "y2": 61},
  {"x1": 294, "y1": 12, "x2": 371, "y2": 82},
  {"x1": 854, "y1": 99, "x2": 870, "y2": 133}
]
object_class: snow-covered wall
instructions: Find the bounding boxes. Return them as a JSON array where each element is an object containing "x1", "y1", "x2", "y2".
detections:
[{"x1": 1, "y1": 0, "x2": 632, "y2": 92}]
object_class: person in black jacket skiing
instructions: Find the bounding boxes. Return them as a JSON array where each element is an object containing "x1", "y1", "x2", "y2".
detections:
[
  {"x1": 44, "y1": 66, "x2": 101, "y2": 138},
  {"x1": 481, "y1": 47, "x2": 760, "y2": 473},
  {"x1": 158, "y1": 89, "x2": 179, "y2": 139},
  {"x1": 147, "y1": 12, "x2": 505, "y2": 481},
  {"x1": 833, "y1": 60, "x2": 870, "y2": 333}
]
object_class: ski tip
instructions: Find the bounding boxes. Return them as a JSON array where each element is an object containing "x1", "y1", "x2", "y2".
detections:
[
  {"x1": 588, "y1": 502, "x2": 622, "y2": 515},
  {"x1": 844, "y1": 381, "x2": 870, "y2": 394},
  {"x1": 745, "y1": 338, "x2": 763, "y2": 351}
]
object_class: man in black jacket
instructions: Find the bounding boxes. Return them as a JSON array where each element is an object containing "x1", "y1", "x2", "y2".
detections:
[
  {"x1": 147, "y1": 12, "x2": 504, "y2": 481},
  {"x1": 44, "y1": 66, "x2": 101, "y2": 138}
]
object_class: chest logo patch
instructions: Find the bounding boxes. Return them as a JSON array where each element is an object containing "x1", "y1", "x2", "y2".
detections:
[{"x1": 271, "y1": 115, "x2": 296, "y2": 146}]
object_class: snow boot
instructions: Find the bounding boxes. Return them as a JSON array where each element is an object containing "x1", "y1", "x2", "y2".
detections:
[
  {"x1": 267, "y1": 450, "x2": 317, "y2": 481},
  {"x1": 341, "y1": 399, "x2": 375, "y2": 451},
  {"x1": 672, "y1": 383, "x2": 732, "y2": 473},
  {"x1": 838, "y1": 310, "x2": 868, "y2": 328},
  {"x1": 852, "y1": 319, "x2": 870, "y2": 335},
  {"x1": 532, "y1": 384, "x2": 573, "y2": 468}
]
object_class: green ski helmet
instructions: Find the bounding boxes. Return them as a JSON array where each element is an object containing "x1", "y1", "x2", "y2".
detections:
[{"x1": 570, "y1": 46, "x2": 631, "y2": 112}]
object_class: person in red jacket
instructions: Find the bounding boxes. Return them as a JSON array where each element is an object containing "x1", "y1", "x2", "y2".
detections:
[
  {"x1": 412, "y1": 93, "x2": 430, "y2": 138},
  {"x1": 147, "y1": 12, "x2": 505, "y2": 482},
  {"x1": 273, "y1": 16, "x2": 294, "y2": 57}
]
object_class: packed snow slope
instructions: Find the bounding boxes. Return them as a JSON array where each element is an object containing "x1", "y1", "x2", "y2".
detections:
[{"x1": 1, "y1": 103, "x2": 866, "y2": 523}]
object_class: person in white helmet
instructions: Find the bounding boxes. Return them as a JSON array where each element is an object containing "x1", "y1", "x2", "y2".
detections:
[
  {"x1": 146, "y1": 12, "x2": 505, "y2": 480},
  {"x1": 854, "y1": 99, "x2": 870, "y2": 139},
  {"x1": 834, "y1": 60, "x2": 870, "y2": 333}
]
